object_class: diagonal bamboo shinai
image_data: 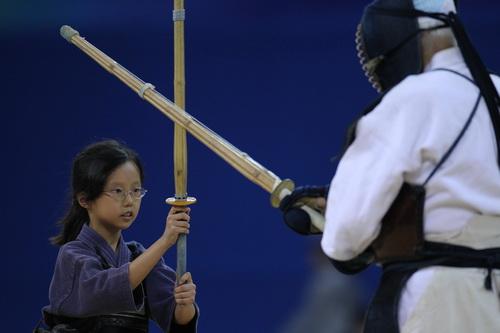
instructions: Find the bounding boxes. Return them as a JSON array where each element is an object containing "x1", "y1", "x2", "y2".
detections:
[{"x1": 59, "y1": 25, "x2": 325, "y2": 228}]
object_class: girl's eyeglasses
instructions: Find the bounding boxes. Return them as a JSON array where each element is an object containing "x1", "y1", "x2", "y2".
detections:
[{"x1": 103, "y1": 188, "x2": 148, "y2": 201}]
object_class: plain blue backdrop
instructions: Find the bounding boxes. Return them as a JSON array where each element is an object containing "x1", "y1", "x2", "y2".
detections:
[{"x1": 1, "y1": 1, "x2": 499, "y2": 332}]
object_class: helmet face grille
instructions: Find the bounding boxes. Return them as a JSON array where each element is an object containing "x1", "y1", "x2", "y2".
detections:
[{"x1": 355, "y1": 24, "x2": 383, "y2": 93}]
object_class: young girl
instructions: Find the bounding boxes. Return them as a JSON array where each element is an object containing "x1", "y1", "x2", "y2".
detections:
[{"x1": 39, "y1": 140, "x2": 198, "y2": 332}]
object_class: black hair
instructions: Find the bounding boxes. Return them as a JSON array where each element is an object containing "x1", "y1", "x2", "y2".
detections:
[{"x1": 50, "y1": 140, "x2": 145, "y2": 246}]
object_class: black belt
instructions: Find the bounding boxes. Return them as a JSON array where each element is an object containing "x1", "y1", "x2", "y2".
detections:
[
  {"x1": 97, "y1": 314, "x2": 148, "y2": 333},
  {"x1": 386, "y1": 241, "x2": 500, "y2": 290},
  {"x1": 43, "y1": 312, "x2": 148, "y2": 333},
  {"x1": 363, "y1": 242, "x2": 500, "y2": 333}
]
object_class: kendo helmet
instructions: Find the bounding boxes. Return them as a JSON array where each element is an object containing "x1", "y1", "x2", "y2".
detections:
[{"x1": 356, "y1": 0, "x2": 458, "y2": 92}]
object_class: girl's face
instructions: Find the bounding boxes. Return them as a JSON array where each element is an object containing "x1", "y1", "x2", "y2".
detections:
[{"x1": 86, "y1": 161, "x2": 143, "y2": 235}]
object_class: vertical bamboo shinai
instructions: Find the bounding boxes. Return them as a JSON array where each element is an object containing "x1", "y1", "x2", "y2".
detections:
[{"x1": 166, "y1": 0, "x2": 196, "y2": 281}]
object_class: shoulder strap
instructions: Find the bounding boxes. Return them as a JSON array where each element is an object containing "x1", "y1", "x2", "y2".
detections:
[
  {"x1": 433, "y1": 67, "x2": 475, "y2": 84},
  {"x1": 423, "y1": 68, "x2": 482, "y2": 185},
  {"x1": 447, "y1": 13, "x2": 500, "y2": 167}
]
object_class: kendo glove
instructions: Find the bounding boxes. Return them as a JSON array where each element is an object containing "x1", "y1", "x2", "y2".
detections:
[{"x1": 279, "y1": 185, "x2": 329, "y2": 235}]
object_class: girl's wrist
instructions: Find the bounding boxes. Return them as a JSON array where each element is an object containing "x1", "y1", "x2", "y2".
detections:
[
  {"x1": 174, "y1": 304, "x2": 196, "y2": 325},
  {"x1": 159, "y1": 235, "x2": 174, "y2": 249}
]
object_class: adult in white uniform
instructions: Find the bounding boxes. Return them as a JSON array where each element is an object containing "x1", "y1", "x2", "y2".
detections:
[{"x1": 280, "y1": 0, "x2": 500, "y2": 332}]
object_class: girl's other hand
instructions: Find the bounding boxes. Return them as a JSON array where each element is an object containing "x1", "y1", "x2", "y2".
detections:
[{"x1": 175, "y1": 272, "x2": 196, "y2": 306}]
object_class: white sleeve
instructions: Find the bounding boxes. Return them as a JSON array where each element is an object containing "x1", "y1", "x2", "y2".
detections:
[{"x1": 321, "y1": 91, "x2": 427, "y2": 261}]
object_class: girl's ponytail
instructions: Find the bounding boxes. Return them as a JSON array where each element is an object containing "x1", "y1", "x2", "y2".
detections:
[{"x1": 50, "y1": 199, "x2": 89, "y2": 246}]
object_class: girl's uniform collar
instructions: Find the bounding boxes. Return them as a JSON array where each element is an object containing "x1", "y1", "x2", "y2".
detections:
[{"x1": 77, "y1": 224, "x2": 131, "y2": 267}]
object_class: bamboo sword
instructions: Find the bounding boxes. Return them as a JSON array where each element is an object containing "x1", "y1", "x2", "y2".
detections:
[
  {"x1": 167, "y1": 0, "x2": 194, "y2": 281},
  {"x1": 59, "y1": 25, "x2": 325, "y2": 230}
]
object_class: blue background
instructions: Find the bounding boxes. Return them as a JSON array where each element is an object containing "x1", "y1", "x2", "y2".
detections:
[{"x1": 2, "y1": 1, "x2": 499, "y2": 332}]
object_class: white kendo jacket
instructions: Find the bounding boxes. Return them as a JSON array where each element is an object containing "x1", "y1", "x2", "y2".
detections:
[{"x1": 322, "y1": 47, "x2": 500, "y2": 331}]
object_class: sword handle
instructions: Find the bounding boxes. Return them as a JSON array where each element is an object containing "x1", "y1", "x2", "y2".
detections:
[{"x1": 166, "y1": 196, "x2": 197, "y2": 280}]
